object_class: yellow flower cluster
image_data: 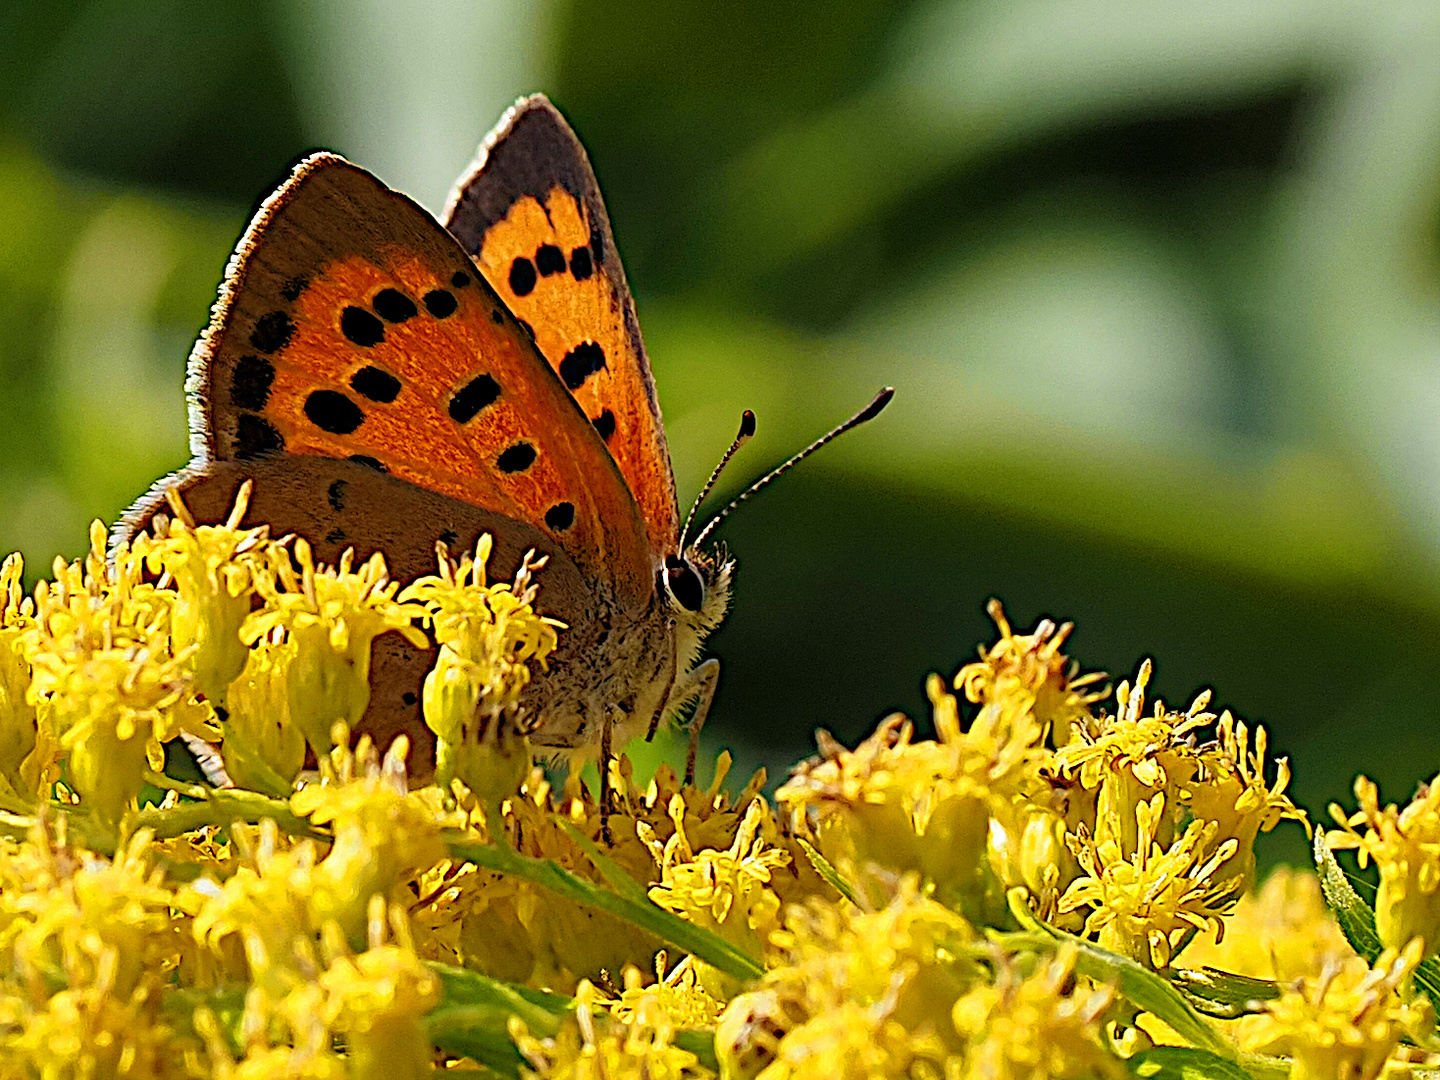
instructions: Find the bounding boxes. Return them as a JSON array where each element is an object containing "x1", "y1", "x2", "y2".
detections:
[
  {"x1": 0, "y1": 496, "x2": 1436, "y2": 1080},
  {"x1": 777, "y1": 604, "x2": 1307, "y2": 971},
  {"x1": 0, "y1": 485, "x2": 558, "y2": 821}
]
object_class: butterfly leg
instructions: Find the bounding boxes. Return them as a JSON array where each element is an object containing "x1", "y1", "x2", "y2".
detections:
[
  {"x1": 675, "y1": 659, "x2": 720, "y2": 786},
  {"x1": 599, "y1": 707, "x2": 615, "y2": 845}
]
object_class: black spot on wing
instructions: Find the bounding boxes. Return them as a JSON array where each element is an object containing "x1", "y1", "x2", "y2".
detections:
[
  {"x1": 230, "y1": 355, "x2": 274, "y2": 411},
  {"x1": 449, "y1": 374, "x2": 500, "y2": 423},
  {"x1": 304, "y1": 390, "x2": 365, "y2": 435},
  {"x1": 341, "y1": 306, "x2": 385, "y2": 347},
  {"x1": 325, "y1": 528, "x2": 346, "y2": 544},
  {"x1": 559, "y1": 342, "x2": 606, "y2": 390},
  {"x1": 490, "y1": 309, "x2": 504, "y2": 325},
  {"x1": 281, "y1": 276, "x2": 309, "y2": 301},
  {"x1": 544, "y1": 502, "x2": 575, "y2": 531},
  {"x1": 372, "y1": 288, "x2": 417, "y2": 323},
  {"x1": 251, "y1": 311, "x2": 294, "y2": 353},
  {"x1": 402, "y1": 691, "x2": 418, "y2": 706},
  {"x1": 423, "y1": 289, "x2": 457, "y2": 318},
  {"x1": 451, "y1": 270, "x2": 471, "y2": 288},
  {"x1": 592, "y1": 409, "x2": 615, "y2": 441},
  {"x1": 509, "y1": 257, "x2": 537, "y2": 297},
  {"x1": 437, "y1": 528, "x2": 458, "y2": 546},
  {"x1": 536, "y1": 244, "x2": 565, "y2": 276},
  {"x1": 569, "y1": 246, "x2": 593, "y2": 280},
  {"x1": 350, "y1": 365, "x2": 401, "y2": 403},
  {"x1": 589, "y1": 226, "x2": 605, "y2": 265},
  {"x1": 327, "y1": 479, "x2": 346, "y2": 512},
  {"x1": 235, "y1": 414, "x2": 284, "y2": 459},
  {"x1": 497, "y1": 442, "x2": 536, "y2": 473}
]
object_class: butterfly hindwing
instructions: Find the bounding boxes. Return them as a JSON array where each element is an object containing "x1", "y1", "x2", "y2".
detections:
[
  {"x1": 191, "y1": 152, "x2": 652, "y2": 598},
  {"x1": 118, "y1": 453, "x2": 604, "y2": 774},
  {"x1": 443, "y1": 95, "x2": 680, "y2": 563}
]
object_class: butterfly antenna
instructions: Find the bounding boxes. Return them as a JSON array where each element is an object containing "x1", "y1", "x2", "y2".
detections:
[
  {"x1": 690, "y1": 386, "x2": 894, "y2": 551},
  {"x1": 679, "y1": 409, "x2": 757, "y2": 550}
]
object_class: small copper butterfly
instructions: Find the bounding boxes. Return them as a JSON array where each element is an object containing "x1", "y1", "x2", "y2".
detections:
[{"x1": 117, "y1": 94, "x2": 891, "y2": 780}]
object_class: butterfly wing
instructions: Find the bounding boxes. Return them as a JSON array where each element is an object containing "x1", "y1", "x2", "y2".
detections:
[
  {"x1": 183, "y1": 151, "x2": 652, "y2": 599},
  {"x1": 120, "y1": 454, "x2": 599, "y2": 771},
  {"x1": 443, "y1": 95, "x2": 680, "y2": 564}
]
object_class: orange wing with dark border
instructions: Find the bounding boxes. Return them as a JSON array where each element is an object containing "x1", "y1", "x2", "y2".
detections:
[
  {"x1": 189, "y1": 152, "x2": 652, "y2": 598},
  {"x1": 443, "y1": 95, "x2": 680, "y2": 563}
]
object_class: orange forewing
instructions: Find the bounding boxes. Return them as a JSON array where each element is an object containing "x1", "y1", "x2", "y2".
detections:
[
  {"x1": 194, "y1": 152, "x2": 651, "y2": 596},
  {"x1": 444, "y1": 95, "x2": 680, "y2": 563}
]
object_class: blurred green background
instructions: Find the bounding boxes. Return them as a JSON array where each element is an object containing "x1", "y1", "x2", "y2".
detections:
[{"x1": 5, "y1": 0, "x2": 1440, "y2": 862}]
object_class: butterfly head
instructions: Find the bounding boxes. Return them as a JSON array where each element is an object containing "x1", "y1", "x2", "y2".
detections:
[{"x1": 662, "y1": 546, "x2": 733, "y2": 647}]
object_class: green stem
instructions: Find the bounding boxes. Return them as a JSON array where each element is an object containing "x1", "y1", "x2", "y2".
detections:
[{"x1": 446, "y1": 835, "x2": 764, "y2": 983}]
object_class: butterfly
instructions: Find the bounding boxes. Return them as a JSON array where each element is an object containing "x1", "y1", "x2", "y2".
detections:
[{"x1": 117, "y1": 93, "x2": 890, "y2": 784}]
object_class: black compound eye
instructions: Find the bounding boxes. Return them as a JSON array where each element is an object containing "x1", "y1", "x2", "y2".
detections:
[{"x1": 664, "y1": 556, "x2": 705, "y2": 612}]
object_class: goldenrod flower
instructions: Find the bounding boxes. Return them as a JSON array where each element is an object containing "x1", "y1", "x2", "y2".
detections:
[
  {"x1": 729, "y1": 1000, "x2": 945, "y2": 1080},
  {"x1": 195, "y1": 1005, "x2": 347, "y2": 1080},
  {"x1": 511, "y1": 980, "x2": 709, "y2": 1080},
  {"x1": 244, "y1": 540, "x2": 426, "y2": 759},
  {"x1": 400, "y1": 536, "x2": 560, "y2": 804},
  {"x1": 0, "y1": 512, "x2": 1403, "y2": 1080},
  {"x1": 1188, "y1": 711, "x2": 1307, "y2": 896},
  {"x1": 136, "y1": 482, "x2": 276, "y2": 707},
  {"x1": 778, "y1": 674, "x2": 1050, "y2": 921},
  {"x1": 0, "y1": 552, "x2": 37, "y2": 803},
  {"x1": 613, "y1": 954, "x2": 726, "y2": 1029},
  {"x1": 1328, "y1": 774, "x2": 1440, "y2": 956},
  {"x1": 716, "y1": 881, "x2": 977, "y2": 1080},
  {"x1": 1178, "y1": 866, "x2": 1356, "y2": 984},
  {"x1": 952, "y1": 943, "x2": 1125, "y2": 1080},
  {"x1": 3, "y1": 983, "x2": 185, "y2": 1080},
  {"x1": 413, "y1": 757, "x2": 769, "y2": 993},
  {"x1": 1053, "y1": 662, "x2": 1209, "y2": 857},
  {"x1": 0, "y1": 826, "x2": 196, "y2": 1078},
  {"x1": 1163, "y1": 867, "x2": 1372, "y2": 1057},
  {"x1": 26, "y1": 523, "x2": 217, "y2": 827},
  {"x1": 190, "y1": 820, "x2": 321, "y2": 1004},
  {"x1": 290, "y1": 736, "x2": 448, "y2": 942},
  {"x1": 315, "y1": 899, "x2": 441, "y2": 1080},
  {"x1": 222, "y1": 635, "x2": 308, "y2": 793},
  {"x1": 642, "y1": 797, "x2": 788, "y2": 996},
  {"x1": 987, "y1": 796, "x2": 1077, "y2": 925},
  {"x1": 956, "y1": 599, "x2": 1106, "y2": 747},
  {"x1": 1059, "y1": 792, "x2": 1240, "y2": 968},
  {"x1": 1245, "y1": 939, "x2": 1433, "y2": 1080}
]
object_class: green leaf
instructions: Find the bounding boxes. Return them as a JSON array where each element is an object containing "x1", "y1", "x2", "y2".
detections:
[
  {"x1": 1309, "y1": 831, "x2": 1440, "y2": 1005},
  {"x1": 1313, "y1": 828, "x2": 1383, "y2": 962},
  {"x1": 429, "y1": 962, "x2": 570, "y2": 1027},
  {"x1": 1005, "y1": 893, "x2": 1233, "y2": 1060},
  {"x1": 425, "y1": 965, "x2": 568, "y2": 1078},
  {"x1": 1068, "y1": 943, "x2": 1233, "y2": 1060},
  {"x1": 1312, "y1": 831, "x2": 1440, "y2": 1014},
  {"x1": 795, "y1": 836, "x2": 858, "y2": 905},
  {"x1": 425, "y1": 1004, "x2": 529, "y2": 1077},
  {"x1": 558, "y1": 818, "x2": 661, "y2": 906},
  {"x1": 1127, "y1": 1046, "x2": 1257, "y2": 1080},
  {"x1": 446, "y1": 835, "x2": 764, "y2": 983},
  {"x1": 134, "y1": 786, "x2": 328, "y2": 843},
  {"x1": 160, "y1": 986, "x2": 249, "y2": 1054},
  {"x1": 674, "y1": 1027, "x2": 721, "y2": 1074},
  {"x1": 1169, "y1": 968, "x2": 1279, "y2": 1018},
  {"x1": 425, "y1": 964, "x2": 720, "y2": 1076}
]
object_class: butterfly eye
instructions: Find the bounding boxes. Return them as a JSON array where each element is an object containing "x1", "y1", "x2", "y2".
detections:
[{"x1": 663, "y1": 556, "x2": 705, "y2": 613}]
